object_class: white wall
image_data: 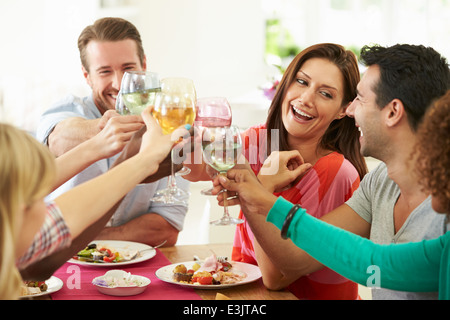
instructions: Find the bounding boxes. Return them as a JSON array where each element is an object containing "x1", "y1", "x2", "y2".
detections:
[
  {"x1": 0, "y1": 0, "x2": 97, "y2": 131},
  {"x1": 2, "y1": 0, "x2": 448, "y2": 133},
  {"x1": 0, "y1": 0, "x2": 266, "y2": 133},
  {"x1": 131, "y1": 0, "x2": 266, "y2": 99}
]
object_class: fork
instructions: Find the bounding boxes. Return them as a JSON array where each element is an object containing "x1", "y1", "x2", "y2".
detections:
[
  {"x1": 217, "y1": 256, "x2": 228, "y2": 263},
  {"x1": 210, "y1": 249, "x2": 228, "y2": 263},
  {"x1": 193, "y1": 251, "x2": 228, "y2": 263},
  {"x1": 125, "y1": 240, "x2": 168, "y2": 260}
]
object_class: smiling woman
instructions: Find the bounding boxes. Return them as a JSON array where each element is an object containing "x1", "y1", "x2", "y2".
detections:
[
  {"x1": 230, "y1": 43, "x2": 368, "y2": 300},
  {"x1": 266, "y1": 43, "x2": 366, "y2": 178},
  {"x1": 281, "y1": 58, "x2": 347, "y2": 151}
]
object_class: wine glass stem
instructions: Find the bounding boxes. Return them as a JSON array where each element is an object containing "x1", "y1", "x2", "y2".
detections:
[
  {"x1": 219, "y1": 172, "x2": 231, "y2": 219},
  {"x1": 223, "y1": 189, "x2": 231, "y2": 218},
  {"x1": 169, "y1": 149, "x2": 177, "y2": 190}
]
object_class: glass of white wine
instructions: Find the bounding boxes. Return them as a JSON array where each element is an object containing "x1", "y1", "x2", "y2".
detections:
[
  {"x1": 202, "y1": 126, "x2": 244, "y2": 225},
  {"x1": 116, "y1": 71, "x2": 161, "y2": 115},
  {"x1": 151, "y1": 77, "x2": 196, "y2": 205}
]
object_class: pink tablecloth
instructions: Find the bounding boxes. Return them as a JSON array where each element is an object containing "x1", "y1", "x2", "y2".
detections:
[{"x1": 51, "y1": 249, "x2": 201, "y2": 300}]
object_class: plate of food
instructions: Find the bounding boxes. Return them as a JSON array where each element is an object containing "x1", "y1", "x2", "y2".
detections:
[
  {"x1": 69, "y1": 240, "x2": 156, "y2": 267},
  {"x1": 92, "y1": 270, "x2": 151, "y2": 296},
  {"x1": 155, "y1": 255, "x2": 262, "y2": 289},
  {"x1": 20, "y1": 276, "x2": 63, "y2": 298}
]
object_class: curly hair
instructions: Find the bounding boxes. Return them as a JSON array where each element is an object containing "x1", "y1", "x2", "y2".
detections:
[{"x1": 415, "y1": 90, "x2": 450, "y2": 213}]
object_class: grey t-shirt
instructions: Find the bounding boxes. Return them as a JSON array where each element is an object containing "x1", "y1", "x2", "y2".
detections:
[
  {"x1": 36, "y1": 95, "x2": 189, "y2": 231},
  {"x1": 346, "y1": 162, "x2": 447, "y2": 300}
]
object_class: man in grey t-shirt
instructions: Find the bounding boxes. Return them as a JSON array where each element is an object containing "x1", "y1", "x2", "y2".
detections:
[
  {"x1": 326, "y1": 45, "x2": 449, "y2": 299},
  {"x1": 338, "y1": 45, "x2": 450, "y2": 299}
]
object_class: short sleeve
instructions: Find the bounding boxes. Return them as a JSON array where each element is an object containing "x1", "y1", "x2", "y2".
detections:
[
  {"x1": 17, "y1": 202, "x2": 72, "y2": 269},
  {"x1": 345, "y1": 163, "x2": 386, "y2": 224}
]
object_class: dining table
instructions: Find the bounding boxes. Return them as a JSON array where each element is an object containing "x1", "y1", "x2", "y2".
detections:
[{"x1": 43, "y1": 242, "x2": 297, "y2": 301}]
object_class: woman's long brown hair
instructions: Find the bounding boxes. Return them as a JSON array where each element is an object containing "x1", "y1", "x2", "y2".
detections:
[{"x1": 266, "y1": 43, "x2": 368, "y2": 179}]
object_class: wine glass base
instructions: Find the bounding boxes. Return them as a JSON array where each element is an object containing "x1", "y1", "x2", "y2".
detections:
[
  {"x1": 175, "y1": 167, "x2": 191, "y2": 177},
  {"x1": 154, "y1": 186, "x2": 189, "y2": 197},
  {"x1": 210, "y1": 217, "x2": 244, "y2": 226},
  {"x1": 151, "y1": 195, "x2": 188, "y2": 206},
  {"x1": 200, "y1": 187, "x2": 213, "y2": 196},
  {"x1": 151, "y1": 187, "x2": 190, "y2": 205}
]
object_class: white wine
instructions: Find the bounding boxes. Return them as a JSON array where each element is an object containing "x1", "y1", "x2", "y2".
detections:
[
  {"x1": 121, "y1": 88, "x2": 161, "y2": 115},
  {"x1": 202, "y1": 142, "x2": 242, "y2": 173},
  {"x1": 152, "y1": 107, "x2": 195, "y2": 135}
]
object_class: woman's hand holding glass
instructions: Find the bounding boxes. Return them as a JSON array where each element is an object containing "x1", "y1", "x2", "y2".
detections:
[
  {"x1": 138, "y1": 107, "x2": 178, "y2": 175},
  {"x1": 212, "y1": 167, "x2": 279, "y2": 219}
]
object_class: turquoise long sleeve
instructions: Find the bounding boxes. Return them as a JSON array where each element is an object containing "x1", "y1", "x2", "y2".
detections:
[{"x1": 267, "y1": 197, "x2": 445, "y2": 293}]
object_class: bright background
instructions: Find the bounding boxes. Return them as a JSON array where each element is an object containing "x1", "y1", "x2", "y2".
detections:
[
  {"x1": 1, "y1": 0, "x2": 449, "y2": 133},
  {"x1": 0, "y1": 0, "x2": 448, "y2": 247}
]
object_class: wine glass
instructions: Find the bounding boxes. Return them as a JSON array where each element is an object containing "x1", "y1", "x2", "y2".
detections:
[
  {"x1": 195, "y1": 97, "x2": 232, "y2": 127},
  {"x1": 202, "y1": 126, "x2": 244, "y2": 225},
  {"x1": 151, "y1": 77, "x2": 197, "y2": 205},
  {"x1": 195, "y1": 97, "x2": 232, "y2": 195},
  {"x1": 116, "y1": 71, "x2": 161, "y2": 115}
]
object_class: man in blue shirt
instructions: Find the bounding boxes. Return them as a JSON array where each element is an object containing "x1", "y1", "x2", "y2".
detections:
[{"x1": 36, "y1": 17, "x2": 189, "y2": 248}]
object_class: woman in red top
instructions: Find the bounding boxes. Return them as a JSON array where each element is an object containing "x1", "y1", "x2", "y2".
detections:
[
  {"x1": 233, "y1": 125, "x2": 362, "y2": 299},
  {"x1": 186, "y1": 44, "x2": 367, "y2": 299},
  {"x1": 231, "y1": 44, "x2": 367, "y2": 299}
]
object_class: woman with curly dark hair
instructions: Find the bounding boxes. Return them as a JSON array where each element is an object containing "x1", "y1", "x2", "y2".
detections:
[{"x1": 415, "y1": 90, "x2": 450, "y2": 214}]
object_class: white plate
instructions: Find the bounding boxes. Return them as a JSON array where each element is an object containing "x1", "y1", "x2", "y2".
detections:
[
  {"x1": 20, "y1": 276, "x2": 63, "y2": 298},
  {"x1": 68, "y1": 240, "x2": 156, "y2": 267},
  {"x1": 155, "y1": 261, "x2": 262, "y2": 289},
  {"x1": 92, "y1": 270, "x2": 151, "y2": 296}
]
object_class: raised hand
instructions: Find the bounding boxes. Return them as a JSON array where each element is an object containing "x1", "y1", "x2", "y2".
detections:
[
  {"x1": 92, "y1": 111, "x2": 145, "y2": 159},
  {"x1": 212, "y1": 168, "x2": 277, "y2": 218},
  {"x1": 258, "y1": 151, "x2": 312, "y2": 193}
]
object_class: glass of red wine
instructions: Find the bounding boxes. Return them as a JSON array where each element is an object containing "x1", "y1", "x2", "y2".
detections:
[{"x1": 195, "y1": 97, "x2": 232, "y2": 195}]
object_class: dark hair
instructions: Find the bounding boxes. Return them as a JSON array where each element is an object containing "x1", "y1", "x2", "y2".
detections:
[
  {"x1": 415, "y1": 90, "x2": 450, "y2": 214},
  {"x1": 360, "y1": 44, "x2": 450, "y2": 131},
  {"x1": 266, "y1": 43, "x2": 367, "y2": 179},
  {"x1": 78, "y1": 17, "x2": 145, "y2": 72}
]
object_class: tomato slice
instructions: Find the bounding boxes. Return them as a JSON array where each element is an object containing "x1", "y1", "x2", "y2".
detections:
[
  {"x1": 99, "y1": 248, "x2": 116, "y2": 262},
  {"x1": 220, "y1": 262, "x2": 232, "y2": 272},
  {"x1": 196, "y1": 276, "x2": 213, "y2": 285},
  {"x1": 99, "y1": 248, "x2": 111, "y2": 255}
]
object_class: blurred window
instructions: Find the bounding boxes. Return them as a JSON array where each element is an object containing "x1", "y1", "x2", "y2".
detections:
[{"x1": 263, "y1": 0, "x2": 450, "y2": 68}]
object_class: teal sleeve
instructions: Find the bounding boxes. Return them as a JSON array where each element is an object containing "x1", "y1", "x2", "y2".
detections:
[{"x1": 267, "y1": 197, "x2": 443, "y2": 292}]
